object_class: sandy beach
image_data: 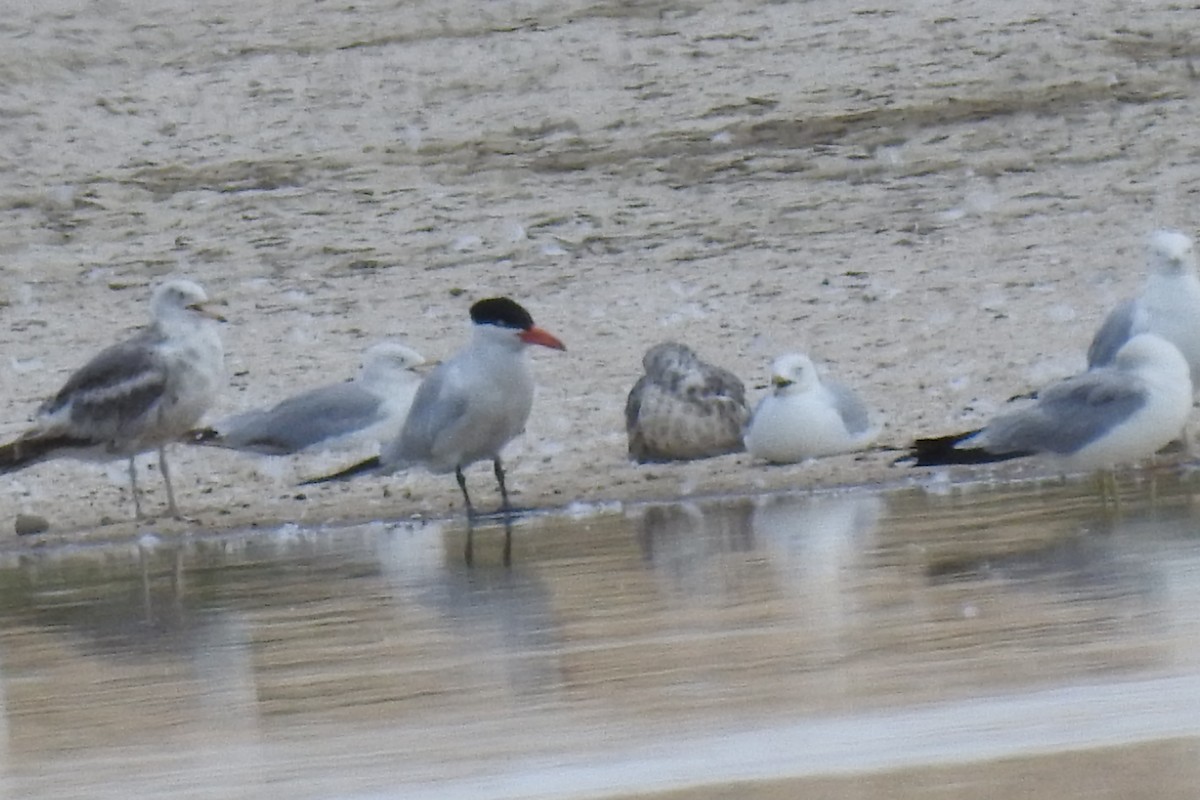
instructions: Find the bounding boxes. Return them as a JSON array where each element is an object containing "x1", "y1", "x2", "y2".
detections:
[{"x1": 2, "y1": 0, "x2": 1199, "y2": 535}]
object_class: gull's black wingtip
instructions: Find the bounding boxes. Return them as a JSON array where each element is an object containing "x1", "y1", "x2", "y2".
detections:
[
  {"x1": 899, "y1": 430, "x2": 1031, "y2": 467},
  {"x1": 904, "y1": 431, "x2": 980, "y2": 467},
  {"x1": 299, "y1": 456, "x2": 382, "y2": 486}
]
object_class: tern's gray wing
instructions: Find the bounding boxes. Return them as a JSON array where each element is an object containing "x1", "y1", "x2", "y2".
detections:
[
  {"x1": 215, "y1": 383, "x2": 384, "y2": 455},
  {"x1": 1086, "y1": 298, "x2": 1137, "y2": 369},
  {"x1": 37, "y1": 328, "x2": 169, "y2": 439},
  {"x1": 826, "y1": 380, "x2": 872, "y2": 435},
  {"x1": 979, "y1": 368, "x2": 1145, "y2": 456},
  {"x1": 382, "y1": 364, "x2": 469, "y2": 468}
]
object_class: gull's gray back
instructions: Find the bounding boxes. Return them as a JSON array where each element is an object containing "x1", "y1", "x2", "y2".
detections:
[
  {"x1": 37, "y1": 328, "x2": 170, "y2": 443},
  {"x1": 1086, "y1": 299, "x2": 1138, "y2": 369},
  {"x1": 979, "y1": 368, "x2": 1146, "y2": 456},
  {"x1": 827, "y1": 380, "x2": 872, "y2": 435},
  {"x1": 217, "y1": 382, "x2": 385, "y2": 455}
]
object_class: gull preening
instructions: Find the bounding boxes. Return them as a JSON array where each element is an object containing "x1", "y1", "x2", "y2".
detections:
[
  {"x1": 189, "y1": 340, "x2": 425, "y2": 456},
  {"x1": 910, "y1": 333, "x2": 1192, "y2": 474},
  {"x1": 744, "y1": 352, "x2": 877, "y2": 464},
  {"x1": 304, "y1": 297, "x2": 565, "y2": 561},
  {"x1": 624, "y1": 341, "x2": 749, "y2": 463},
  {"x1": 1088, "y1": 229, "x2": 1200, "y2": 387},
  {"x1": 0, "y1": 279, "x2": 225, "y2": 520}
]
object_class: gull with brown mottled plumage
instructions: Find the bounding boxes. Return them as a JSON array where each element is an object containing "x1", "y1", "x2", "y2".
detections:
[
  {"x1": 625, "y1": 341, "x2": 749, "y2": 463},
  {"x1": 0, "y1": 279, "x2": 225, "y2": 520}
]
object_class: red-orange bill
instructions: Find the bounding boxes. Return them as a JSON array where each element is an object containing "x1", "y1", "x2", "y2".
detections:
[{"x1": 520, "y1": 326, "x2": 566, "y2": 351}]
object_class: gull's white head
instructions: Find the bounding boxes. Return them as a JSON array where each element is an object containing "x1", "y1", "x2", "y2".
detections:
[
  {"x1": 770, "y1": 352, "x2": 820, "y2": 395},
  {"x1": 360, "y1": 340, "x2": 426, "y2": 384},
  {"x1": 1147, "y1": 229, "x2": 1196, "y2": 275},
  {"x1": 151, "y1": 279, "x2": 225, "y2": 323}
]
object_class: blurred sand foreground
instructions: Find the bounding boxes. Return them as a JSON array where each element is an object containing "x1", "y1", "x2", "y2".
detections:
[{"x1": 1, "y1": 0, "x2": 1199, "y2": 534}]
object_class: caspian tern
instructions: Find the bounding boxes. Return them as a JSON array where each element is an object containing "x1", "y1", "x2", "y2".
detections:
[
  {"x1": 624, "y1": 341, "x2": 748, "y2": 463},
  {"x1": 909, "y1": 333, "x2": 1192, "y2": 477},
  {"x1": 1088, "y1": 230, "x2": 1200, "y2": 389},
  {"x1": 305, "y1": 297, "x2": 565, "y2": 557},
  {"x1": 744, "y1": 352, "x2": 877, "y2": 463},
  {"x1": 0, "y1": 279, "x2": 225, "y2": 520},
  {"x1": 188, "y1": 340, "x2": 425, "y2": 456}
]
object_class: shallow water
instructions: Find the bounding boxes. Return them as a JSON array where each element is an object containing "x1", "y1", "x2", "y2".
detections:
[{"x1": 1, "y1": 479, "x2": 1200, "y2": 798}]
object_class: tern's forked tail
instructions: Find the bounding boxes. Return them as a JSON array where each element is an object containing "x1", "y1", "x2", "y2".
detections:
[{"x1": 300, "y1": 455, "x2": 382, "y2": 485}]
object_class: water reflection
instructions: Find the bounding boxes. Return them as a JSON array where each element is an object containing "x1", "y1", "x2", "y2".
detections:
[
  {"x1": 377, "y1": 526, "x2": 566, "y2": 699},
  {"x1": 633, "y1": 499, "x2": 756, "y2": 597},
  {"x1": 0, "y1": 483, "x2": 1199, "y2": 797}
]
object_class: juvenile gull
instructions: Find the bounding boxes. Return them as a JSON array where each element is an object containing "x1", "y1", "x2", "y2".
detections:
[
  {"x1": 0, "y1": 279, "x2": 225, "y2": 519},
  {"x1": 304, "y1": 298, "x2": 565, "y2": 562},
  {"x1": 744, "y1": 352, "x2": 877, "y2": 463},
  {"x1": 910, "y1": 333, "x2": 1192, "y2": 473},
  {"x1": 625, "y1": 341, "x2": 749, "y2": 463},
  {"x1": 1088, "y1": 229, "x2": 1200, "y2": 387},
  {"x1": 189, "y1": 340, "x2": 425, "y2": 456}
]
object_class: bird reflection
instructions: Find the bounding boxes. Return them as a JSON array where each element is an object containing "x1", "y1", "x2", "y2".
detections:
[
  {"x1": 751, "y1": 493, "x2": 884, "y2": 635},
  {"x1": 6, "y1": 541, "x2": 207, "y2": 655},
  {"x1": 375, "y1": 526, "x2": 565, "y2": 699},
  {"x1": 751, "y1": 493, "x2": 883, "y2": 577},
  {"x1": 634, "y1": 499, "x2": 757, "y2": 597},
  {"x1": 923, "y1": 517, "x2": 1161, "y2": 616}
]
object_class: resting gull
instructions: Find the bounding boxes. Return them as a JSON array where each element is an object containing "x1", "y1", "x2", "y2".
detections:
[
  {"x1": 909, "y1": 333, "x2": 1192, "y2": 474},
  {"x1": 625, "y1": 341, "x2": 749, "y2": 463},
  {"x1": 1088, "y1": 229, "x2": 1200, "y2": 388},
  {"x1": 189, "y1": 340, "x2": 425, "y2": 456},
  {"x1": 744, "y1": 352, "x2": 877, "y2": 463},
  {"x1": 0, "y1": 279, "x2": 225, "y2": 520}
]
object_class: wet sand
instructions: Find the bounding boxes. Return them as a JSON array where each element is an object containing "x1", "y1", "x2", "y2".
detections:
[
  {"x1": 633, "y1": 740, "x2": 1200, "y2": 800},
  {"x1": 2, "y1": 1, "x2": 1200, "y2": 533}
]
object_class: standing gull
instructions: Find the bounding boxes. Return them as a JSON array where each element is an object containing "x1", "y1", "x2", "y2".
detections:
[
  {"x1": 1088, "y1": 229, "x2": 1200, "y2": 387},
  {"x1": 189, "y1": 340, "x2": 425, "y2": 456},
  {"x1": 304, "y1": 297, "x2": 565, "y2": 562},
  {"x1": 625, "y1": 341, "x2": 749, "y2": 463},
  {"x1": 0, "y1": 279, "x2": 225, "y2": 519},
  {"x1": 909, "y1": 333, "x2": 1192, "y2": 474},
  {"x1": 744, "y1": 352, "x2": 877, "y2": 463}
]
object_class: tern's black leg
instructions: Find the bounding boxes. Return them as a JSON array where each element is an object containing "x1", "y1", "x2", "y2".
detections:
[
  {"x1": 494, "y1": 457, "x2": 512, "y2": 567},
  {"x1": 455, "y1": 466, "x2": 475, "y2": 519},
  {"x1": 458, "y1": 466, "x2": 476, "y2": 565},
  {"x1": 501, "y1": 516, "x2": 512, "y2": 567},
  {"x1": 493, "y1": 458, "x2": 511, "y2": 514}
]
